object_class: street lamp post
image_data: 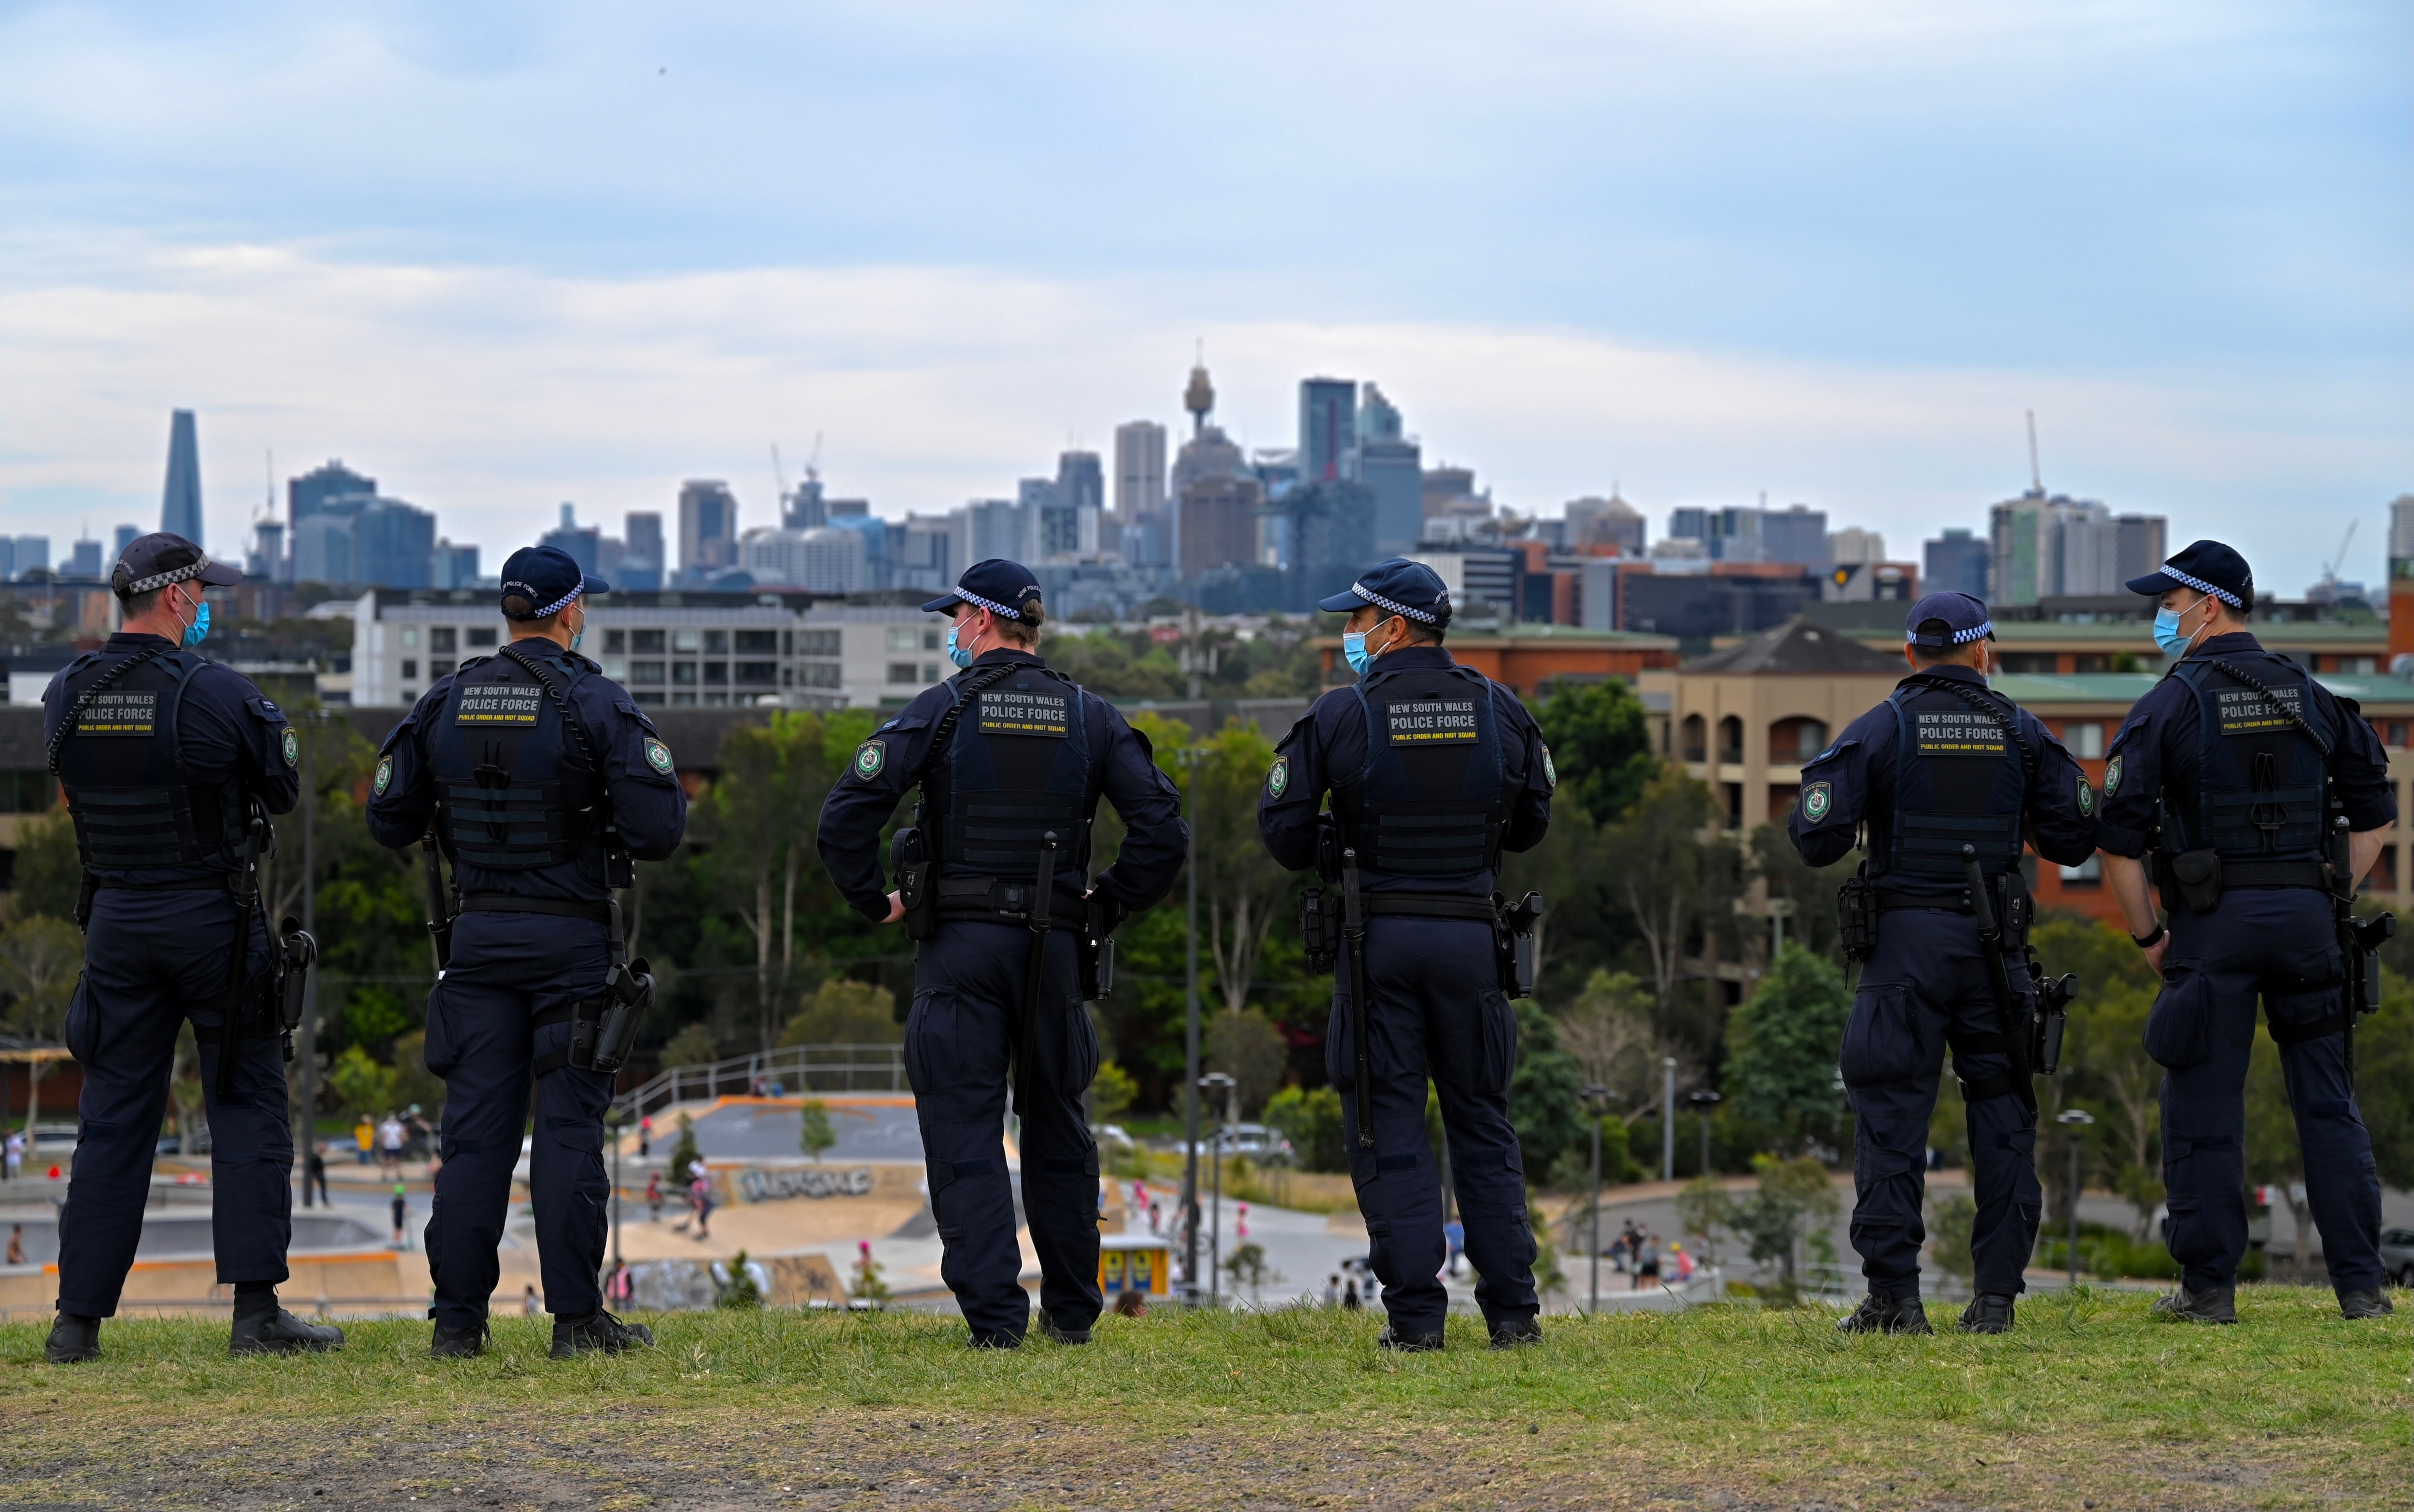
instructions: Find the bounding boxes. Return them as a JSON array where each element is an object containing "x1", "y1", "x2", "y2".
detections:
[
  {"x1": 297, "y1": 710, "x2": 322, "y2": 1206},
  {"x1": 1687, "y1": 1089, "x2": 1723, "y2": 1179},
  {"x1": 1179, "y1": 747, "x2": 1204, "y2": 1301},
  {"x1": 1581, "y1": 1084, "x2": 1613, "y2": 1315},
  {"x1": 607, "y1": 1106, "x2": 625, "y2": 1271},
  {"x1": 2056, "y1": 1107, "x2": 2096, "y2": 1287},
  {"x1": 1200, "y1": 1071, "x2": 1235, "y2": 1305},
  {"x1": 1660, "y1": 1057, "x2": 1677, "y2": 1183}
]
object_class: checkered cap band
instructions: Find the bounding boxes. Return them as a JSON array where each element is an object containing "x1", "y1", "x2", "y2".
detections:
[
  {"x1": 1351, "y1": 581, "x2": 1440, "y2": 625},
  {"x1": 2160, "y1": 565, "x2": 2243, "y2": 608},
  {"x1": 1955, "y1": 620, "x2": 1994, "y2": 645},
  {"x1": 956, "y1": 588, "x2": 1025, "y2": 621},
  {"x1": 120, "y1": 558, "x2": 211, "y2": 596},
  {"x1": 503, "y1": 580, "x2": 583, "y2": 619}
]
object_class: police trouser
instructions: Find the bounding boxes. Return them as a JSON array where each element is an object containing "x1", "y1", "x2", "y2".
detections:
[
  {"x1": 1842, "y1": 907, "x2": 2041, "y2": 1300},
  {"x1": 907, "y1": 920, "x2": 1100, "y2": 1340},
  {"x1": 1328, "y1": 916, "x2": 1539, "y2": 1335},
  {"x1": 421, "y1": 911, "x2": 615, "y2": 1331},
  {"x1": 2153, "y1": 888, "x2": 2382, "y2": 1293},
  {"x1": 56, "y1": 890, "x2": 287, "y2": 1317}
]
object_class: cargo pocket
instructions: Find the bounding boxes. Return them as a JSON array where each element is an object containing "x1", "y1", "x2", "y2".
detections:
[
  {"x1": 1839, "y1": 983, "x2": 1925, "y2": 1088},
  {"x1": 421, "y1": 980, "x2": 462, "y2": 1079},
  {"x1": 2144, "y1": 967, "x2": 2215, "y2": 1070},
  {"x1": 63, "y1": 972, "x2": 95, "y2": 1064},
  {"x1": 1477, "y1": 991, "x2": 1518, "y2": 1096},
  {"x1": 1324, "y1": 993, "x2": 1352, "y2": 1091},
  {"x1": 1062, "y1": 1000, "x2": 1101, "y2": 1092}
]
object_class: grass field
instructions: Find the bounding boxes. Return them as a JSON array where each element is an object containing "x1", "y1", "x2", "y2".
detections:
[{"x1": 2, "y1": 1288, "x2": 2406, "y2": 1510}]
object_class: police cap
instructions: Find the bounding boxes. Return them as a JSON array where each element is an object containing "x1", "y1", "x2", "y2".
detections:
[
  {"x1": 498, "y1": 544, "x2": 608, "y2": 620},
  {"x1": 920, "y1": 559, "x2": 1043, "y2": 620},
  {"x1": 1315, "y1": 557, "x2": 1452, "y2": 625},
  {"x1": 111, "y1": 532, "x2": 242, "y2": 600},
  {"x1": 2124, "y1": 539, "x2": 2253, "y2": 610},
  {"x1": 1904, "y1": 590, "x2": 1993, "y2": 649}
]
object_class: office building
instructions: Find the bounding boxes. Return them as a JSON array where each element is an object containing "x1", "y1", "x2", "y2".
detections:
[
  {"x1": 1924, "y1": 528, "x2": 1990, "y2": 598},
  {"x1": 64, "y1": 539, "x2": 102, "y2": 581},
  {"x1": 898, "y1": 513, "x2": 963, "y2": 595},
  {"x1": 246, "y1": 521, "x2": 285, "y2": 581},
  {"x1": 433, "y1": 541, "x2": 479, "y2": 589},
  {"x1": 161, "y1": 410, "x2": 203, "y2": 547},
  {"x1": 966, "y1": 499, "x2": 1028, "y2": 564},
  {"x1": 1763, "y1": 505, "x2": 1829, "y2": 565},
  {"x1": 782, "y1": 475, "x2": 827, "y2": 532},
  {"x1": 678, "y1": 480, "x2": 740, "y2": 578},
  {"x1": 1299, "y1": 378, "x2": 1356, "y2": 486},
  {"x1": 1828, "y1": 528, "x2": 1886, "y2": 565},
  {"x1": 1114, "y1": 421, "x2": 1167, "y2": 518},
  {"x1": 2389, "y1": 494, "x2": 2414, "y2": 575},
  {"x1": 353, "y1": 498, "x2": 438, "y2": 589},
  {"x1": 11, "y1": 537, "x2": 48, "y2": 580},
  {"x1": 540, "y1": 504, "x2": 602, "y2": 574},
  {"x1": 1178, "y1": 475, "x2": 1262, "y2": 579},
  {"x1": 1564, "y1": 495, "x2": 1646, "y2": 555},
  {"x1": 289, "y1": 461, "x2": 376, "y2": 528},
  {"x1": 1279, "y1": 481, "x2": 1375, "y2": 611},
  {"x1": 113, "y1": 523, "x2": 140, "y2": 566},
  {"x1": 1361, "y1": 440, "x2": 1424, "y2": 559},
  {"x1": 1058, "y1": 450, "x2": 1104, "y2": 558},
  {"x1": 619, "y1": 512, "x2": 664, "y2": 590},
  {"x1": 291, "y1": 516, "x2": 353, "y2": 586},
  {"x1": 1988, "y1": 492, "x2": 2164, "y2": 604},
  {"x1": 1359, "y1": 384, "x2": 1403, "y2": 445}
]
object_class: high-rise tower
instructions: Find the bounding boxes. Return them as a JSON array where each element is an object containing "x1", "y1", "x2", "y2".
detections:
[{"x1": 161, "y1": 409, "x2": 203, "y2": 546}]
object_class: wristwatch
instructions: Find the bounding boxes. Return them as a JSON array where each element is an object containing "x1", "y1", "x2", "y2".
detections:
[{"x1": 2132, "y1": 924, "x2": 2166, "y2": 950}]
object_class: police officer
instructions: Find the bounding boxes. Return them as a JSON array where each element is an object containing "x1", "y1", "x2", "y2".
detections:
[
  {"x1": 814, "y1": 560, "x2": 1185, "y2": 1347},
  {"x1": 367, "y1": 545, "x2": 688, "y2": 1358},
  {"x1": 42, "y1": 533, "x2": 342, "y2": 1362},
  {"x1": 1790, "y1": 590, "x2": 2097, "y2": 1334},
  {"x1": 1257, "y1": 558, "x2": 1554, "y2": 1350},
  {"x1": 2097, "y1": 542, "x2": 2395, "y2": 1323}
]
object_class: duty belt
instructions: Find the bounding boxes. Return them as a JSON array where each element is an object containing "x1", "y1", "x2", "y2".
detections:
[
  {"x1": 1875, "y1": 889, "x2": 1974, "y2": 913},
  {"x1": 932, "y1": 875, "x2": 1086, "y2": 928},
  {"x1": 457, "y1": 893, "x2": 615, "y2": 925},
  {"x1": 2213, "y1": 860, "x2": 2330, "y2": 892},
  {"x1": 93, "y1": 874, "x2": 249, "y2": 894},
  {"x1": 1361, "y1": 893, "x2": 1501, "y2": 923}
]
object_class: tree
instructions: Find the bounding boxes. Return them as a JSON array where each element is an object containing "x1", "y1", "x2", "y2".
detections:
[
  {"x1": 1750, "y1": 823, "x2": 1854, "y2": 965},
  {"x1": 1597, "y1": 770, "x2": 1743, "y2": 1022},
  {"x1": 1508, "y1": 1000, "x2": 1588, "y2": 1182},
  {"x1": 662, "y1": 1023, "x2": 719, "y2": 1068},
  {"x1": 4, "y1": 812, "x2": 81, "y2": 926},
  {"x1": 2034, "y1": 915, "x2": 2164, "y2": 1238},
  {"x1": 1689, "y1": 1154, "x2": 1842, "y2": 1302},
  {"x1": 328, "y1": 1045, "x2": 399, "y2": 1119},
  {"x1": 1205, "y1": 1008, "x2": 1287, "y2": 1118},
  {"x1": 695, "y1": 714, "x2": 843, "y2": 1051},
  {"x1": 1186, "y1": 721, "x2": 1298, "y2": 1020},
  {"x1": 1722, "y1": 944, "x2": 1851, "y2": 1153},
  {"x1": 1555, "y1": 969, "x2": 1666, "y2": 1114},
  {"x1": 1222, "y1": 1240, "x2": 1272, "y2": 1305},
  {"x1": 780, "y1": 979, "x2": 900, "y2": 1046},
  {"x1": 1926, "y1": 1193, "x2": 1978, "y2": 1287},
  {"x1": 666, "y1": 1113, "x2": 701, "y2": 1183},
  {"x1": 1534, "y1": 679, "x2": 1659, "y2": 826},
  {"x1": 798, "y1": 1100, "x2": 836, "y2": 1162},
  {"x1": 1262, "y1": 1085, "x2": 1346, "y2": 1173},
  {"x1": 1088, "y1": 1059, "x2": 1137, "y2": 1123},
  {"x1": 717, "y1": 1249, "x2": 763, "y2": 1309}
]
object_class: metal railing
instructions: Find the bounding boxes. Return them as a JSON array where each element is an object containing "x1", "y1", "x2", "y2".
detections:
[{"x1": 608, "y1": 1043, "x2": 907, "y2": 1124}]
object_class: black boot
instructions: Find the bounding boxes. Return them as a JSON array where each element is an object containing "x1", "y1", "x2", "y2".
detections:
[
  {"x1": 2151, "y1": 1283, "x2": 2237, "y2": 1324},
  {"x1": 1037, "y1": 1315, "x2": 1092, "y2": 1345},
  {"x1": 1376, "y1": 1324, "x2": 1446, "y2": 1352},
  {"x1": 430, "y1": 1320, "x2": 489, "y2": 1359},
  {"x1": 1837, "y1": 1293, "x2": 1933, "y2": 1335},
  {"x1": 1958, "y1": 1293, "x2": 2017, "y2": 1334},
  {"x1": 1489, "y1": 1318, "x2": 1544, "y2": 1349},
  {"x1": 230, "y1": 1286, "x2": 345, "y2": 1356},
  {"x1": 44, "y1": 1313, "x2": 100, "y2": 1364},
  {"x1": 549, "y1": 1309, "x2": 655, "y2": 1359},
  {"x1": 2337, "y1": 1288, "x2": 2395, "y2": 1321},
  {"x1": 966, "y1": 1329, "x2": 1024, "y2": 1349}
]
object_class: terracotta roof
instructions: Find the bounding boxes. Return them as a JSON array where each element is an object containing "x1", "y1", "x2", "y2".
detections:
[{"x1": 1683, "y1": 616, "x2": 1902, "y2": 675}]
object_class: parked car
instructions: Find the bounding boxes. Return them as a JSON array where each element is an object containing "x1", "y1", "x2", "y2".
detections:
[
  {"x1": 1090, "y1": 1124, "x2": 1135, "y2": 1152},
  {"x1": 2379, "y1": 1226, "x2": 2414, "y2": 1288},
  {"x1": 1197, "y1": 1124, "x2": 1293, "y2": 1165}
]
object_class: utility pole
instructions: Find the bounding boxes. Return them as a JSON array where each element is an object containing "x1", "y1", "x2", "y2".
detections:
[
  {"x1": 297, "y1": 712, "x2": 320, "y2": 1206},
  {"x1": 1200, "y1": 1072, "x2": 1235, "y2": 1306},
  {"x1": 1688, "y1": 1089, "x2": 1723, "y2": 1179},
  {"x1": 1581, "y1": 1085, "x2": 1612, "y2": 1315},
  {"x1": 2057, "y1": 1107, "x2": 2095, "y2": 1287},
  {"x1": 1661, "y1": 1057, "x2": 1677, "y2": 1183},
  {"x1": 1180, "y1": 747, "x2": 1203, "y2": 1301}
]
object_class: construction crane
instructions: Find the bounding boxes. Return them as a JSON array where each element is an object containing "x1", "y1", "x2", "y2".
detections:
[{"x1": 2316, "y1": 520, "x2": 2358, "y2": 597}]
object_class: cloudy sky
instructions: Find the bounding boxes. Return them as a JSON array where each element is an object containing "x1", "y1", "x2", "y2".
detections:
[{"x1": 0, "y1": 0, "x2": 2406, "y2": 593}]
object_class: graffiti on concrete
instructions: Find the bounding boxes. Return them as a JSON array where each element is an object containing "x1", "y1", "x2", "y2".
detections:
[{"x1": 734, "y1": 1166, "x2": 876, "y2": 1204}]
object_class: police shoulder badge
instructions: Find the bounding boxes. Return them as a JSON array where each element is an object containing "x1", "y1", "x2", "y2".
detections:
[
  {"x1": 645, "y1": 737, "x2": 674, "y2": 775},
  {"x1": 280, "y1": 726, "x2": 300, "y2": 768},
  {"x1": 1266, "y1": 755, "x2": 1289, "y2": 799},
  {"x1": 1541, "y1": 744, "x2": 1558, "y2": 790},
  {"x1": 2078, "y1": 774, "x2": 2095, "y2": 817},
  {"x1": 853, "y1": 739, "x2": 886, "y2": 780},
  {"x1": 1802, "y1": 780, "x2": 1833, "y2": 824},
  {"x1": 373, "y1": 755, "x2": 393, "y2": 796},
  {"x1": 2103, "y1": 754, "x2": 2122, "y2": 797}
]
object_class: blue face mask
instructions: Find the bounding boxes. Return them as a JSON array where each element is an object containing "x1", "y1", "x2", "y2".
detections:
[
  {"x1": 181, "y1": 598, "x2": 210, "y2": 649},
  {"x1": 945, "y1": 622, "x2": 975, "y2": 670},
  {"x1": 2152, "y1": 598, "x2": 2203, "y2": 659},
  {"x1": 1342, "y1": 631, "x2": 1372, "y2": 677}
]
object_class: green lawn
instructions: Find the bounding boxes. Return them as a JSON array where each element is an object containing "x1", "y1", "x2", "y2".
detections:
[{"x1": 3, "y1": 1288, "x2": 2406, "y2": 1510}]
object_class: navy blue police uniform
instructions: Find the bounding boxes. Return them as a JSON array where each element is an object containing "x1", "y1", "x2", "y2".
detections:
[
  {"x1": 367, "y1": 547, "x2": 688, "y2": 1356},
  {"x1": 1257, "y1": 559, "x2": 1554, "y2": 1348},
  {"x1": 2097, "y1": 542, "x2": 2394, "y2": 1315},
  {"x1": 814, "y1": 561, "x2": 1186, "y2": 1347},
  {"x1": 43, "y1": 534, "x2": 340, "y2": 1361},
  {"x1": 1790, "y1": 591, "x2": 2098, "y2": 1331}
]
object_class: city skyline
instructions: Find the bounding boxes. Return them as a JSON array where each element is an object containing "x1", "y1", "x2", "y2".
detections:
[{"x1": 0, "y1": 4, "x2": 2404, "y2": 592}]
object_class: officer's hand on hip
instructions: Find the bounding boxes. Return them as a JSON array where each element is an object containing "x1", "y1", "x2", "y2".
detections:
[
  {"x1": 2142, "y1": 935, "x2": 2168, "y2": 974},
  {"x1": 884, "y1": 891, "x2": 905, "y2": 924}
]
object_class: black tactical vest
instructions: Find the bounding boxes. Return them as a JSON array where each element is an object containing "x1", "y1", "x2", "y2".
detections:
[
  {"x1": 426, "y1": 652, "x2": 603, "y2": 874},
  {"x1": 926, "y1": 662, "x2": 1095, "y2": 881},
  {"x1": 2163, "y1": 656, "x2": 2328, "y2": 862},
  {"x1": 1340, "y1": 662, "x2": 1507, "y2": 883},
  {"x1": 1877, "y1": 677, "x2": 2029, "y2": 887},
  {"x1": 53, "y1": 648, "x2": 247, "y2": 872}
]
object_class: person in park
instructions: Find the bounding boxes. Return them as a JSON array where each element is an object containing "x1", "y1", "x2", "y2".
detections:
[
  {"x1": 42, "y1": 533, "x2": 341, "y2": 1363},
  {"x1": 815, "y1": 559, "x2": 1186, "y2": 1348},
  {"x1": 369, "y1": 544, "x2": 688, "y2": 1359},
  {"x1": 1257, "y1": 557, "x2": 1557, "y2": 1351},
  {"x1": 1789, "y1": 590, "x2": 2097, "y2": 1334}
]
